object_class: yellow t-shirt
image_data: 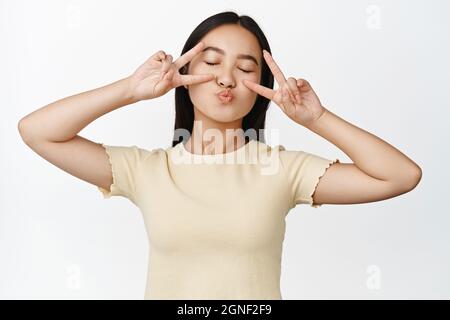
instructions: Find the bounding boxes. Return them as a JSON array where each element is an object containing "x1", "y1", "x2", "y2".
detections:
[{"x1": 97, "y1": 139, "x2": 340, "y2": 300}]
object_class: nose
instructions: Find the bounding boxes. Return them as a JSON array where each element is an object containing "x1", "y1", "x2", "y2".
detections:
[
  {"x1": 218, "y1": 82, "x2": 234, "y2": 89},
  {"x1": 217, "y1": 69, "x2": 236, "y2": 89}
]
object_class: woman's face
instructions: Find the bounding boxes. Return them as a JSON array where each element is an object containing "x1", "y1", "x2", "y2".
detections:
[{"x1": 185, "y1": 24, "x2": 262, "y2": 124}]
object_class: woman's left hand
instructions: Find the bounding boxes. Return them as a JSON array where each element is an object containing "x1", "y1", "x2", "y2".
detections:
[{"x1": 243, "y1": 50, "x2": 327, "y2": 128}]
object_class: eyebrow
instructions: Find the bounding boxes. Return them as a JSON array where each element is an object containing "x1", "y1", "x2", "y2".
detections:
[{"x1": 202, "y1": 46, "x2": 259, "y2": 66}]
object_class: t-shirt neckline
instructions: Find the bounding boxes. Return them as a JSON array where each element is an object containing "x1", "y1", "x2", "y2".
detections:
[{"x1": 176, "y1": 139, "x2": 257, "y2": 160}]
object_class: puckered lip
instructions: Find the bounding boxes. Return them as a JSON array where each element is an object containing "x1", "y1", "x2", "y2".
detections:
[{"x1": 217, "y1": 89, "x2": 234, "y2": 99}]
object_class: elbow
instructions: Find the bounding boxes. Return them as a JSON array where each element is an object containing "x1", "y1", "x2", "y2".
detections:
[
  {"x1": 18, "y1": 117, "x2": 27, "y2": 134},
  {"x1": 402, "y1": 165, "x2": 422, "y2": 192},
  {"x1": 388, "y1": 165, "x2": 422, "y2": 193},
  {"x1": 412, "y1": 165, "x2": 422, "y2": 188},
  {"x1": 18, "y1": 117, "x2": 27, "y2": 140},
  {"x1": 18, "y1": 117, "x2": 35, "y2": 146}
]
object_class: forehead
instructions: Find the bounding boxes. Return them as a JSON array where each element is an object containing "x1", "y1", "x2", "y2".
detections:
[{"x1": 199, "y1": 24, "x2": 261, "y2": 62}]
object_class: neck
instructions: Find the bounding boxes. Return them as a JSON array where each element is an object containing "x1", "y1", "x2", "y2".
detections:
[{"x1": 185, "y1": 115, "x2": 247, "y2": 155}]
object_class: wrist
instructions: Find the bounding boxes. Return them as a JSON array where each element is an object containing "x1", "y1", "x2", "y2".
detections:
[
  {"x1": 121, "y1": 76, "x2": 141, "y2": 105},
  {"x1": 305, "y1": 107, "x2": 329, "y2": 131}
]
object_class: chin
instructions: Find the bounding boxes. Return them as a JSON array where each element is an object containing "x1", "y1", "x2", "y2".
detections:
[
  {"x1": 204, "y1": 109, "x2": 243, "y2": 124},
  {"x1": 192, "y1": 102, "x2": 244, "y2": 121}
]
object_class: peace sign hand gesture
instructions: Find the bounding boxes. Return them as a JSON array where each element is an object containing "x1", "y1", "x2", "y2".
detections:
[
  {"x1": 128, "y1": 42, "x2": 215, "y2": 102},
  {"x1": 243, "y1": 50, "x2": 327, "y2": 128}
]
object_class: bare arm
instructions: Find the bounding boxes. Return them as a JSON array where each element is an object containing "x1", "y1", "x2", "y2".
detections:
[
  {"x1": 18, "y1": 42, "x2": 215, "y2": 193},
  {"x1": 18, "y1": 77, "x2": 136, "y2": 144},
  {"x1": 243, "y1": 50, "x2": 422, "y2": 207},
  {"x1": 305, "y1": 109, "x2": 422, "y2": 206},
  {"x1": 17, "y1": 77, "x2": 138, "y2": 192}
]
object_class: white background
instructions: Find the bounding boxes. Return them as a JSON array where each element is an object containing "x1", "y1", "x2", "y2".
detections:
[{"x1": 1, "y1": 0, "x2": 448, "y2": 299}]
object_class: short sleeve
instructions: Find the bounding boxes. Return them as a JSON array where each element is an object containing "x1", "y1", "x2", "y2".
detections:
[
  {"x1": 280, "y1": 149, "x2": 340, "y2": 208},
  {"x1": 97, "y1": 143, "x2": 145, "y2": 203}
]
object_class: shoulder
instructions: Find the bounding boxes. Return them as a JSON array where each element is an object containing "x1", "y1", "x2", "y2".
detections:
[
  {"x1": 252, "y1": 140, "x2": 307, "y2": 165},
  {"x1": 102, "y1": 143, "x2": 169, "y2": 166},
  {"x1": 137, "y1": 145, "x2": 171, "y2": 163},
  {"x1": 254, "y1": 141, "x2": 335, "y2": 175}
]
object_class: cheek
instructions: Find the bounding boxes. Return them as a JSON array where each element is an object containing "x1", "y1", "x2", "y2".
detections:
[
  {"x1": 189, "y1": 61, "x2": 208, "y2": 75},
  {"x1": 240, "y1": 89, "x2": 257, "y2": 105},
  {"x1": 240, "y1": 76, "x2": 260, "y2": 101}
]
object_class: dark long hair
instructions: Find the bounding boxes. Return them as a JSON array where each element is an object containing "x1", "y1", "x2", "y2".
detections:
[{"x1": 172, "y1": 11, "x2": 274, "y2": 147}]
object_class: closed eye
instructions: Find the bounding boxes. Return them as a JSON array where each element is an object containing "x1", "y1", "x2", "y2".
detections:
[{"x1": 205, "y1": 62, "x2": 253, "y2": 73}]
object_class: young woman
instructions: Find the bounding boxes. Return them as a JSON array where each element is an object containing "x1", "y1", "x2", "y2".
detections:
[{"x1": 18, "y1": 11, "x2": 422, "y2": 300}]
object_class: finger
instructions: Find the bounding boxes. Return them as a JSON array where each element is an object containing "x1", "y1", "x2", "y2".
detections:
[
  {"x1": 262, "y1": 50, "x2": 287, "y2": 87},
  {"x1": 157, "y1": 51, "x2": 166, "y2": 61},
  {"x1": 297, "y1": 78, "x2": 310, "y2": 91},
  {"x1": 159, "y1": 56, "x2": 173, "y2": 81},
  {"x1": 162, "y1": 68, "x2": 175, "y2": 82},
  {"x1": 173, "y1": 41, "x2": 206, "y2": 70},
  {"x1": 274, "y1": 89, "x2": 287, "y2": 114},
  {"x1": 161, "y1": 54, "x2": 173, "y2": 74},
  {"x1": 286, "y1": 77, "x2": 301, "y2": 103},
  {"x1": 242, "y1": 79, "x2": 275, "y2": 100},
  {"x1": 141, "y1": 51, "x2": 166, "y2": 67},
  {"x1": 281, "y1": 86, "x2": 296, "y2": 118},
  {"x1": 180, "y1": 73, "x2": 215, "y2": 86},
  {"x1": 151, "y1": 50, "x2": 166, "y2": 61}
]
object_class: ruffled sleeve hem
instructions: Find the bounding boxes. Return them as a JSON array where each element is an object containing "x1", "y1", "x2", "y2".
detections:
[
  {"x1": 297, "y1": 158, "x2": 340, "y2": 208},
  {"x1": 97, "y1": 143, "x2": 120, "y2": 199}
]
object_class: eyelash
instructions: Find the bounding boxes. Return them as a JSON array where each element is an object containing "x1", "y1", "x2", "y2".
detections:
[{"x1": 205, "y1": 62, "x2": 253, "y2": 73}]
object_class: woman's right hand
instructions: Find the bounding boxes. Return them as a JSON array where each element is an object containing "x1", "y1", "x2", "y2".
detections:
[{"x1": 127, "y1": 42, "x2": 215, "y2": 102}]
